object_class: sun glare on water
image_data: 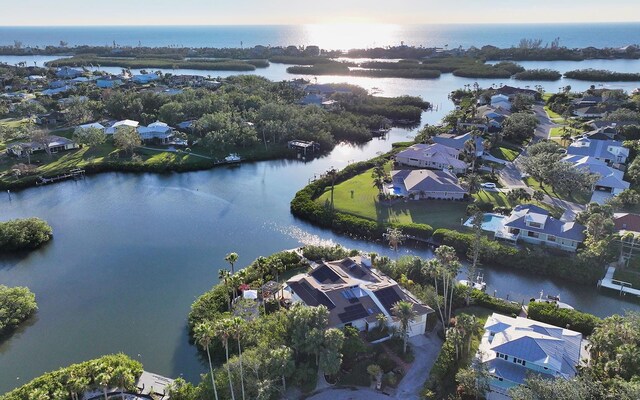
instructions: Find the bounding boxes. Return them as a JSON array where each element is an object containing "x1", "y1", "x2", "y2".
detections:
[{"x1": 302, "y1": 23, "x2": 402, "y2": 50}]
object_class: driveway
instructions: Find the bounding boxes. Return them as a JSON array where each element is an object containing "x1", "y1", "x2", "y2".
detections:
[
  {"x1": 394, "y1": 333, "x2": 443, "y2": 399},
  {"x1": 497, "y1": 162, "x2": 527, "y2": 189},
  {"x1": 306, "y1": 331, "x2": 443, "y2": 400},
  {"x1": 532, "y1": 104, "x2": 559, "y2": 141}
]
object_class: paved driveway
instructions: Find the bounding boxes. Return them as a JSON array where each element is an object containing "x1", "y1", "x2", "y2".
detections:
[
  {"x1": 532, "y1": 104, "x2": 559, "y2": 141},
  {"x1": 394, "y1": 333, "x2": 443, "y2": 399}
]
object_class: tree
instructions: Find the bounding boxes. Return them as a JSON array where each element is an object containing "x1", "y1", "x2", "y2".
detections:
[
  {"x1": 113, "y1": 125, "x2": 141, "y2": 155},
  {"x1": 193, "y1": 321, "x2": 219, "y2": 400},
  {"x1": 507, "y1": 188, "x2": 532, "y2": 203},
  {"x1": 502, "y1": 112, "x2": 539, "y2": 142},
  {"x1": 384, "y1": 227, "x2": 404, "y2": 258},
  {"x1": 230, "y1": 317, "x2": 246, "y2": 400},
  {"x1": 215, "y1": 319, "x2": 237, "y2": 400},
  {"x1": 326, "y1": 167, "x2": 338, "y2": 211},
  {"x1": 95, "y1": 367, "x2": 114, "y2": 400},
  {"x1": 113, "y1": 366, "x2": 135, "y2": 400},
  {"x1": 319, "y1": 328, "x2": 345, "y2": 375},
  {"x1": 225, "y1": 252, "x2": 239, "y2": 275},
  {"x1": 423, "y1": 245, "x2": 461, "y2": 327},
  {"x1": 218, "y1": 268, "x2": 231, "y2": 310},
  {"x1": 73, "y1": 127, "x2": 106, "y2": 147},
  {"x1": 467, "y1": 211, "x2": 483, "y2": 285},
  {"x1": 65, "y1": 372, "x2": 90, "y2": 400},
  {"x1": 456, "y1": 365, "x2": 490, "y2": 400},
  {"x1": 65, "y1": 97, "x2": 94, "y2": 125},
  {"x1": 367, "y1": 364, "x2": 383, "y2": 387},
  {"x1": 511, "y1": 93, "x2": 534, "y2": 113},
  {"x1": 268, "y1": 346, "x2": 294, "y2": 391},
  {"x1": 372, "y1": 162, "x2": 387, "y2": 195},
  {"x1": 463, "y1": 173, "x2": 481, "y2": 195},
  {"x1": 532, "y1": 190, "x2": 545, "y2": 202},
  {"x1": 0, "y1": 285, "x2": 38, "y2": 334},
  {"x1": 391, "y1": 300, "x2": 417, "y2": 353},
  {"x1": 28, "y1": 127, "x2": 55, "y2": 158}
]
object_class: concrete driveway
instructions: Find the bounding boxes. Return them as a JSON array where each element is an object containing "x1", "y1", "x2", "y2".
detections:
[{"x1": 394, "y1": 333, "x2": 443, "y2": 399}]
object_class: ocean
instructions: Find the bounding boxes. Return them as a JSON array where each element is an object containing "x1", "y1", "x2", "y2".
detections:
[{"x1": 0, "y1": 23, "x2": 639, "y2": 50}]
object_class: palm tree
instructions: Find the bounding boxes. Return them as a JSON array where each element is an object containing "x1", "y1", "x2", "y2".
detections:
[
  {"x1": 96, "y1": 367, "x2": 113, "y2": 400},
  {"x1": 113, "y1": 366, "x2": 135, "y2": 400},
  {"x1": 215, "y1": 319, "x2": 236, "y2": 400},
  {"x1": 219, "y1": 268, "x2": 231, "y2": 310},
  {"x1": 391, "y1": 300, "x2": 417, "y2": 353},
  {"x1": 194, "y1": 321, "x2": 219, "y2": 400},
  {"x1": 66, "y1": 371, "x2": 89, "y2": 400},
  {"x1": 230, "y1": 317, "x2": 246, "y2": 400},
  {"x1": 269, "y1": 346, "x2": 294, "y2": 391},
  {"x1": 384, "y1": 227, "x2": 404, "y2": 259},
  {"x1": 225, "y1": 252, "x2": 239, "y2": 275},
  {"x1": 464, "y1": 173, "x2": 481, "y2": 195},
  {"x1": 375, "y1": 313, "x2": 388, "y2": 332},
  {"x1": 326, "y1": 167, "x2": 338, "y2": 210}
]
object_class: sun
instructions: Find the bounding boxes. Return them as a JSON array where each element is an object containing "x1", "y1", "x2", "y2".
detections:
[{"x1": 302, "y1": 23, "x2": 402, "y2": 50}]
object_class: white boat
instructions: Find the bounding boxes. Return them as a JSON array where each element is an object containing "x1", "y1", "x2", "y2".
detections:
[
  {"x1": 224, "y1": 153, "x2": 241, "y2": 163},
  {"x1": 459, "y1": 273, "x2": 487, "y2": 291},
  {"x1": 533, "y1": 290, "x2": 574, "y2": 310}
]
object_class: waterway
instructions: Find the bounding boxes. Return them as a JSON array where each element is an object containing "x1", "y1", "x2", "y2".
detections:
[{"x1": 1, "y1": 55, "x2": 640, "y2": 393}]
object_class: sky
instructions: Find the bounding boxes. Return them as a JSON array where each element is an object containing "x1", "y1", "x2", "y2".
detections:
[{"x1": 1, "y1": 0, "x2": 639, "y2": 26}]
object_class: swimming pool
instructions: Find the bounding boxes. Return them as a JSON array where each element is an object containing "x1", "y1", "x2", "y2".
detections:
[{"x1": 464, "y1": 213, "x2": 506, "y2": 232}]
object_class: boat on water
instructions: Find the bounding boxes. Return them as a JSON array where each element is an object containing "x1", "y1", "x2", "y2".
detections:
[
  {"x1": 224, "y1": 153, "x2": 241, "y2": 163},
  {"x1": 459, "y1": 273, "x2": 487, "y2": 292},
  {"x1": 531, "y1": 290, "x2": 574, "y2": 310}
]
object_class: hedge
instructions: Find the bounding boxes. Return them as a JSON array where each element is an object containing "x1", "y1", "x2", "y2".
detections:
[
  {"x1": 432, "y1": 228, "x2": 602, "y2": 284},
  {"x1": 526, "y1": 301, "x2": 601, "y2": 336},
  {"x1": 471, "y1": 290, "x2": 521, "y2": 316}
]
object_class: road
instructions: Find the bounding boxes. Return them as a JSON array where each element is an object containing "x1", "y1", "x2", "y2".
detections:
[{"x1": 532, "y1": 104, "x2": 559, "y2": 141}]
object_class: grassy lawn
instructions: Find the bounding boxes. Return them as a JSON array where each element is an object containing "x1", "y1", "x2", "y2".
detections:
[
  {"x1": 489, "y1": 146, "x2": 519, "y2": 162},
  {"x1": 316, "y1": 166, "x2": 468, "y2": 230},
  {"x1": 473, "y1": 189, "x2": 563, "y2": 217},
  {"x1": 549, "y1": 126, "x2": 581, "y2": 138},
  {"x1": 454, "y1": 305, "x2": 493, "y2": 326},
  {"x1": 543, "y1": 105, "x2": 564, "y2": 122},
  {"x1": 613, "y1": 268, "x2": 640, "y2": 289},
  {"x1": 523, "y1": 176, "x2": 590, "y2": 205}
]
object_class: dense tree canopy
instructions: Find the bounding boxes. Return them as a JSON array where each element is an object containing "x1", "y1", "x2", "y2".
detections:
[
  {"x1": 0, "y1": 285, "x2": 37, "y2": 335},
  {"x1": 0, "y1": 218, "x2": 53, "y2": 252}
]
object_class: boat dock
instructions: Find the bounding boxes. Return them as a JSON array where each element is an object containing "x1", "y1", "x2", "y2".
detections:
[
  {"x1": 36, "y1": 168, "x2": 85, "y2": 185},
  {"x1": 597, "y1": 266, "x2": 640, "y2": 298}
]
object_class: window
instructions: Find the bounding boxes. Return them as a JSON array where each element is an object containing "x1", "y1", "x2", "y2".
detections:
[
  {"x1": 547, "y1": 235, "x2": 556, "y2": 242},
  {"x1": 528, "y1": 222, "x2": 542, "y2": 228},
  {"x1": 527, "y1": 231, "x2": 539, "y2": 238}
]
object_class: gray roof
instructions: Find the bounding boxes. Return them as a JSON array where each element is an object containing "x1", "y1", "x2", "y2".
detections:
[
  {"x1": 503, "y1": 205, "x2": 585, "y2": 242},
  {"x1": 395, "y1": 143, "x2": 467, "y2": 170},
  {"x1": 391, "y1": 169, "x2": 467, "y2": 194},
  {"x1": 433, "y1": 132, "x2": 485, "y2": 153},
  {"x1": 567, "y1": 138, "x2": 628, "y2": 161},
  {"x1": 562, "y1": 155, "x2": 629, "y2": 190}
]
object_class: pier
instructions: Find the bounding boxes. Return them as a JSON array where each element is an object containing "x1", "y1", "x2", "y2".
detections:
[
  {"x1": 36, "y1": 168, "x2": 85, "y2": 185},
  {"x1": 597, "y1": 266, "x2": 640, "y2": 298}
]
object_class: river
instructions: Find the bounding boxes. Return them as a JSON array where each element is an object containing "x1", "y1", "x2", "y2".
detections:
[{"x1": 0, "y1": 56, "x2": 639, "y2": 393}]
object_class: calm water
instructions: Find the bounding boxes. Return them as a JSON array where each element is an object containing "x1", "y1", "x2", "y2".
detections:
[
  {"x1": 1, "y1": 24, "x2": 640, "y2": 49},
  {"x1": 2, "y1": 52, "x2": 640, "y2": 393}
]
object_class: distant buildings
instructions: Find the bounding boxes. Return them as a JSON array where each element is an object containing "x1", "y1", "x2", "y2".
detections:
[
  {"x1": 7, "y1": 135, "x2": 79, "y2": 157},
  {"x1": 284, "y1": 256, "x2": 434, "y2": 336},
  {"x1": 478, "y1": 313, "x2": 583, "y2": 400}
]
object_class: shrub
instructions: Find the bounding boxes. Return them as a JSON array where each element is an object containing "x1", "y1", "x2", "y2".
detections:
[
  {"x1": 0, "y1": 218, "x2": 53, "y2": 252},
  {"x1": 0, "y1": 285, "x2": 37, "y2": 335},
  {"x1": 302, "y1": 244, "x2": 350, "y2": 261},
  {"x1": 425, "y1": 335, "x2": 457, "y2": 396},
  {"x1": 526, "y1": 301, "x2": 600, "y2": 336},
  {"x1": 514, "y1": 69, "x2": 562, "y2": 81},
  {"x1": 471, "y1": 290, "x2": 520, "y2": 315}
]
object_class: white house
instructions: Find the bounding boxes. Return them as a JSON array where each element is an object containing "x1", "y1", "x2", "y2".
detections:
[
  {"x1": 284, "y1": 256, "x2": 433, "y2": 336},
  {"x1": 433, "y1": 132, "x2": 485, "y2": 157},
  {"x1": 562, "y1": 155, "x2": 630, "y2": 203},
  {"x1": 78, "y1": 122, "x2": 105, "y2": 131},
  {"x1": 105, "y1": 119, "x2": 140, "y2": 135},
  {"x1": 395, "y1": 143, "x2": 467, "y2": 173},
  {"x1": 390, "y1": 169, "x2": 467, "y2": 200},
  {"x1": 490, "y1": 94, "x2": 512, "y2": 111},
  {"x1": 478, "y1": 313, "x2": 583, "y2": 400},
  {"x1": 137, "y1": 121, "x2": 174, "y2": 143},
  {"x1": 496, "y1": 204, "x2": 585, "y2": 252}
]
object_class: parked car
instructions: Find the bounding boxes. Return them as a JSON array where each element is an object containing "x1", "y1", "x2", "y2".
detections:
[{"x1": 481, "y1": 182, "x2": 497, "y2": 189}]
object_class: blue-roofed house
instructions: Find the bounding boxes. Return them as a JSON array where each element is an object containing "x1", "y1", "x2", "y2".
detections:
[
  {"x1": 55, "y1": 67, "x2": 83, "y2": 79},
  {"x1": 132, "y1": 73, "x2": 160, "y2": 84},
  {"x1": 96, "y1": 76, "x2": 123, "y2": 89},
  {"x1": 562, "y1": 155, "x2": 630, "y2": 204},
  {"x1": 495, "y1": 205, "x2": 585, "y2": 251},
  {"x1": 567, "y1": 137, "x2": 629, "y2": 165},
  {"x1": 478, "y1": 313, "x2": 583, "y2": 400},
  {"x1": 433, "y1": 132, "x2": 485, "y2": 157}
]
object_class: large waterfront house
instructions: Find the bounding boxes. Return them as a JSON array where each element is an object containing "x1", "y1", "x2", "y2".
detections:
[
  {"x1": 7, "y1": 135, "x2": 79, "y2": 157},
  {"x1": 390, "y1": 169, "x2": 467, "y2": 200},
  {"x1": 137, "y1": 121, "x2": 174, "y2": 143},
  {"x1": 284, "y1": 256, "x2": 434, "y2": 336},
  {"x1": 395, "y1": 143, "x2": 467, "y2": 173},
  {"x1": 433, "y1": 132, "x2": 485, "y2": 157},
  {"x1": 105, "y1": 119, "x2": 140, "y2": 134},
  {"x1": 478, "y1": 313, "x2": 583, "y2": 400},
  {"x1": 566, "y1": 137, "x2": 629, "y2": 165},
  {"x1": 495, "y1": 205, "x2": 585, "y2": 252}
]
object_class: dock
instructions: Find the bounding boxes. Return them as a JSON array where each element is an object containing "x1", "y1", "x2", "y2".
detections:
[
  {"x1": 36, "y1": 168, "x2": 85, "y2": 185},
  {"x1": 288, "y1": 140, "x2": 320, "y2": 156},
  {"x1": 597, "y1": 266, "x2": 640, "y2": 298}
]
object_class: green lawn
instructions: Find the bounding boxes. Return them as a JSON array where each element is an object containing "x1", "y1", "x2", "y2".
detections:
[
  {"x1": 473, "y1": 189, "x2": 563, "y2": 217},
  {"x1": 316, "y1": 166, "x2": 468, "y2": 230},
  {"x1": 543, "y1": 105, "x2": 564, "y2": 122},
  {"x1": 489, "y1": 146, "x2": 520, "y2": 162},
  {"x1": 523, "y1": 176, "x2": 590, "y2": 205},
  {"x1": 454, "y1": 306, "x2": 494, "y2": 326},
  {"x1": 549, "y1": 126, "x2": 581, "y2": 138}
]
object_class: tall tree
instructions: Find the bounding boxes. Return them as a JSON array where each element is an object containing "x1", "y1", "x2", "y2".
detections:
[
  {"x1": 225, "y1": 252, "x2": 239, "y2": 275},
  {"x1": 268, "y1": 346, "x2": 294, "y2": 391},
  {"x1": 391, "y1": 300, "x2": 417, "y2": 353},
  {"x1": 215, "y1": 319, "x2": 237, "y2": 400},
  {"x1": 113, "y1": 125, "x2": 141, "y2": 155},
  {"x1": 193, "y1": 321, "x2": 219, "y2": 400},
  {"x1": 230, "y1": 317, "x2": 246, "y2": 400},
  {"x1": 73, "y1": 126, "x2": 106, "y2": 147}
]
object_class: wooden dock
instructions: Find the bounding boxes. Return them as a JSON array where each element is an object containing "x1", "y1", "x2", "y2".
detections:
[
  {"x1": 36, "y1": 168, "x2": 85, "y2": 185},
  {"x1": 597, "y1": 266, "x2": 640, "y2": 298}
]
